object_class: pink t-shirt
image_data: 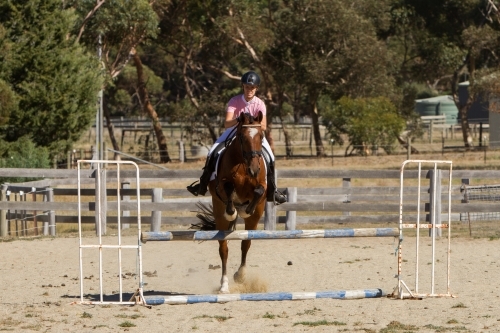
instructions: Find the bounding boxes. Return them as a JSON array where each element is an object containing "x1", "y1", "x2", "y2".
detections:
[{"x1": 226, "y1": 94, "x2": 266, "y2": 119}]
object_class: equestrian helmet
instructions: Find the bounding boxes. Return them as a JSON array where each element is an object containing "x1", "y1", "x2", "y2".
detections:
[{"x1": 241, "y1": 71, "x2": 261, "y2": 86}]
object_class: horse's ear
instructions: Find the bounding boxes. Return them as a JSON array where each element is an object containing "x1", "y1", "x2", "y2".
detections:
[
  {"x1": 257, "y1": 111, "x2": 263, "y2": 123},
  {"x1": 238, "y1": 113, "x2": 245, "y2": 124}
]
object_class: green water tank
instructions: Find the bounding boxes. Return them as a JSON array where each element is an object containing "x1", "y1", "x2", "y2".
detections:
[
  {"x1": 437, "y1": 99, "x2": 459, "y2": 125},
  {"x1": 415, "y1": 96, "x2": 458, "y2": 124},
  {"x1": 415, "y1": 99, "x2": 438, "y2": 116}
]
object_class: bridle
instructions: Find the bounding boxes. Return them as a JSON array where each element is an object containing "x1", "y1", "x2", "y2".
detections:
[{"x1": 239, "y1": 124, "x2": 263, "y2": 163}]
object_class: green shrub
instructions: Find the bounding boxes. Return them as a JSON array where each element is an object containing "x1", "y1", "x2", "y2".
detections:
[{"x1": 0, "y1": 136, "x2": 50, "y2": 183}]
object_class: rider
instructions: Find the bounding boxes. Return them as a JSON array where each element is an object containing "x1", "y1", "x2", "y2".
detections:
[{"x1": 187, "y1": 71, "x2": 287, "y2": 205}]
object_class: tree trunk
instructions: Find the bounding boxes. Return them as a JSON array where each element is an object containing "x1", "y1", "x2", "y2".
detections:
[
  {"x1": 452, "y1": 56, "x2": 474, "y2": 149},
  {"x1": 131, "y1": 49, "x2": 171, "y2": 163},
  {"x1": 277, "y1": 91, "x2": 293, "y2": 157},
  {"x1": 459, "y1": 101, "x2": 474, "y2": 148},
  {"x1": 308, "y1": 91, "x2": 326, "y2": 157},
  {"x1": 202, "y1": 114, "x2": 218, "y2": 143}
]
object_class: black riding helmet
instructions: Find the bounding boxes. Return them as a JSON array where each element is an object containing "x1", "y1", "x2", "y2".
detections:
[{"x1": 241, "y1": 71, "x2": 261, "y2": 86}]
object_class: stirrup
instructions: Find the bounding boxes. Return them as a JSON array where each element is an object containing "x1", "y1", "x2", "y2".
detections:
[
  {"x1": 274, "y1": 191, "x2": 287, "y2": 205},
  {"x1": 187, "y1": 181, "x2": 201, "y2": 196}
]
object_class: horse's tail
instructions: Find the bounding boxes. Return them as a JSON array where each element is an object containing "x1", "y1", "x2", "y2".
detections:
[{"x1": 190, "y1": 202, "x2": 216, "y2": 230}]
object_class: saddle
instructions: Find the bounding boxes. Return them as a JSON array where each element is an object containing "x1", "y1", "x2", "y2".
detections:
[{"x1": 210, "y1": 142, "x2": 270, "y2": 182}]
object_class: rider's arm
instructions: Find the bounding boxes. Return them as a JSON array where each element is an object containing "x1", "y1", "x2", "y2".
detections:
[
  {"x1": 224, "y1": 111, "x2": 237, "y2": 128},
  {"x1": 261, "y1": 114, "x2": 267, "y2": 131}
]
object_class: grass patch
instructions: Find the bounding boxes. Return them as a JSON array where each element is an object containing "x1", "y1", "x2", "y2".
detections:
[
  {"x1": 81, "y1": 312, "x2": 92, "y2": 318},
  {"x1": 263, "y1": 312, "x2": 275, "y2": 319},
  {"x1": 0, "y1": 238, "x2": 15, "y2": 243},
  {"x1": 297, "y1": 307, "x2": 321, "y2": 316},
  {"x1": 192, "y1": 314, "x2": 231, "y2": 322},
  {"x1": 451, "y1": 302, "x2": 467, "y2": 308},
  {"x1": 192, "y1": 315, "x2": 211, "y2": 320},
  {"x1": 20, "y1": 324, "x2": 43, "y2": 331},
  {"x1": 92, "y1": 325, "x2": 108, "y2": 329},
  {"x1": 380, "y1": 321, "x2": 418, "y2": 333},
  {"x1": 293, "y1": 320, "x2": 346, "y2": 327},
  {"x1": 118, "y1": 321, "x2": 136, "y2": 328},
  {"x1": 0, "y1": 317, "x2": 21, "y2": 328},
  {"x1": 424, "y1": 324, "x2": 470, "y2": 332}
]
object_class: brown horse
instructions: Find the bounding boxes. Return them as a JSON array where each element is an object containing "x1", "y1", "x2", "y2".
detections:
[{"x1": 193, "y1": 111, "x2": 267, "y2": 293}]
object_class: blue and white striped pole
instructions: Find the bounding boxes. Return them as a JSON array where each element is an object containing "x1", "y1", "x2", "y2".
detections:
[
  {"x1": 141, "y1": 228, "x2": 399, "y2": 242},
  {"x1": 144, "y1": 289, "x2": 386, "y2": 305}
]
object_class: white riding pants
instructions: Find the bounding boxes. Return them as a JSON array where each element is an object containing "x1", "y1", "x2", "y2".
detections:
[{"x1": 208, "y1": 126, "x2": 275, "y2": 162}]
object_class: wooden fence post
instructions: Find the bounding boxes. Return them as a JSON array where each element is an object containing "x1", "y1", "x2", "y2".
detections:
[
  {"x1": 121, "y1": 182, "x2": 130, "y2": 230},
  {"x1": 342, "y1": 178, "x2": 351, "y2": 216},
  {"x1": 0, "y1": 184, "x2": 7, "y2": 237},
  {"x1": 285, "y1": 187, "x2": 296, "y2": 230},
  {"x1": 429, "y1": 119, "x2": 434, "y2": 143},
  {"x1": 45, "y1": 188, "x2": 55, "y2": 236},
  {"x1": 151, "y1": 188, "x2": 163, "y2": 232},
  {"x1": 264, "y1": 169, "x2": 278, "y2": 230},
  {"x1": 94, "y1": 166, "x2": 107, "y2": 236},
  {"x1": 178, "y1": 140, "x2": 184, "y2": 163}
]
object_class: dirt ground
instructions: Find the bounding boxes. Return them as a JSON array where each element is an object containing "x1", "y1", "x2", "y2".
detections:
[
  {"x1": 1, "y1": 234, "x2": 499, "y2": 332},
  {"x1": 2, "y1": 153, "x2": 500, "y2": 332}
]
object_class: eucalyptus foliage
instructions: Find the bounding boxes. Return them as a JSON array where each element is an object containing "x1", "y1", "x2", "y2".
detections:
[
  {"x1": 0, "y1": 0, "x2": 103, "y2": 155},
  {"x1": 322, "y1": 96, "x2": 405, "y2": 155}
]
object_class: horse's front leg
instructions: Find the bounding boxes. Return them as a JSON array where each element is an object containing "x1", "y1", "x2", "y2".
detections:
[
  {"x1": 234, "y1": 239, "x2": 251, "y2": 283},
  {"x1": 244, "y1": 184, "x2": 265, "y2": 215},
  {"x1": 218, "y1": 240, "x2": 230, "y2": 293},
  {"x1": 223, "y1": 182, "x2": 237, "y2": 221}
]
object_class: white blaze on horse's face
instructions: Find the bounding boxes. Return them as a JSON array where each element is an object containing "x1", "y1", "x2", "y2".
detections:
[{"x1": 247, "y1": 127, "x2": 259, "y2": 139}]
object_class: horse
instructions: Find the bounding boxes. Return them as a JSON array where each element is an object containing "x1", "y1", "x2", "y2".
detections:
[{"x1": 192, "y1": 111, "x2": 267, "y2": 293}]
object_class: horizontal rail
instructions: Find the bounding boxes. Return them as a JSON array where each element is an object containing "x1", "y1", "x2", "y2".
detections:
[
  {"x1": 0, "y1": 200, "x2": 497, "y2": 213},
  {"x1": 140, "y1": 228, "x2": 399, "y2": 242},
  {"x1": 3, "y1": 168, "x2": 500, "y2": 180},
  {"x1": 144, "y1": 289, "x2": 386, "y2": 305},
  {"x1": 16, "y1": 213, "x2": 461, "y2": 225}
]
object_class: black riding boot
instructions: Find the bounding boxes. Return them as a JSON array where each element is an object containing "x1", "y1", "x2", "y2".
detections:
[
  {"x1": 267, "y1": 161, "x2": 287, "y2": 205},
  {"x1": 187, "y1": 156, "x2": 213, "y2": 196}
]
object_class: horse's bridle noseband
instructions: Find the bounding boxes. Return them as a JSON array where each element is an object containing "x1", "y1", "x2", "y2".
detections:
[{"x1": 239, "y1": 124, "x2": 263, "y2": 163}]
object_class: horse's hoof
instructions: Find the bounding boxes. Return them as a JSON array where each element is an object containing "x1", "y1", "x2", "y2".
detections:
[
  {"x1": 219, "y1": 288, "x2": 230, "y2": 294},
  {"x1": 234, "y1": 269, "x2": 246, "y2": 283}
]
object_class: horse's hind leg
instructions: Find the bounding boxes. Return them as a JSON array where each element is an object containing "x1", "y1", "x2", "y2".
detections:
[
  {"x1": 218, "y1": 240, "x2": 230, "y2": 293},
  {"x1": 234, "y1": 239, "x2": 251, "y2": 283}
]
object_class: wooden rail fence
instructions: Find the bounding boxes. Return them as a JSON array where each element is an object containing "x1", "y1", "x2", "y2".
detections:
[{"x1": 1, "y1": 168, "x2": 500, "y2": 237}]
